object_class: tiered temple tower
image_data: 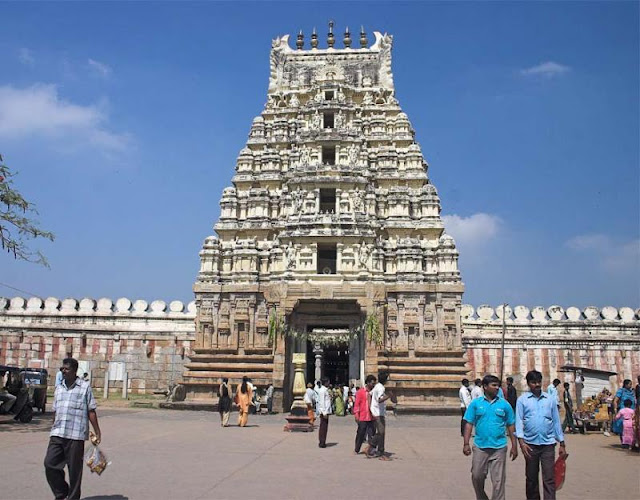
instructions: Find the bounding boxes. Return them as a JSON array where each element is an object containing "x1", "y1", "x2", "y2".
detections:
[{"x1": 185, "y1": 24, "x2": 467, "y2": 412}]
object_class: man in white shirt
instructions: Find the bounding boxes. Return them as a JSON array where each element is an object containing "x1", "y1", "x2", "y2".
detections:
[
  {"x1": 471, "y1": 378, "x2": 484, "y2": 400},
  {"x1": 266, "y1": 384, "x2": 274, "y2": 414},
  {"x1": 316, "y1": 377, "x2": 332, "y2": 448},
  {"x1": 367, "y1": 372, "x2": 395, "y2": 460},
  {"x1": 343, "y1": 384, "x2": 350, "y2": 412},
  {"x1": 459, "y1": 378, "x2": 472, "y2": 436}
]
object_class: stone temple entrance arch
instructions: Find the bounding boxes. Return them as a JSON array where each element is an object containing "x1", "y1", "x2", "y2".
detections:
[{"x1": 284, "y1": 299, "x2": 365, "y2": 407}]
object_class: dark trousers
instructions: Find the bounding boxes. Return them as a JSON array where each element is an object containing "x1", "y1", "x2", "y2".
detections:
[
  {"x1": 267, "y1": 397, "x2": 273, "y2": 413},
  {"x1": 524, "y1": 444, "x2": 556, "y2": 500},
  {"x1": 354, "y1": 420, "x2": 375, "y2": 453},
  {"x1": 370, "y1": 416, "x2": 386, "y2": 455},
  {"x1": 562, "y1": 404, "x2": 576, "y2": 432},
  {"x1": 318, "y1": 415, "x2": 329, "y2": 446},
  {"x1": 44, "y1": 436, "x2": 85, "y2": 500},
  {"x1": 461, "y1": 407, "x2": 467, "y2": 436}
]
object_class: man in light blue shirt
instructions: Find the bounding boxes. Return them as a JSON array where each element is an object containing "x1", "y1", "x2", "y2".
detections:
[
  {"x1": 463, "y1": 375, "x2": 517, "y2": 500},
  {"x1": 546, "y1": 378, "x2": 561, "y2": 409},
  {"x1": 516, "y1": 370, "x2": 567, "y2": 500}
]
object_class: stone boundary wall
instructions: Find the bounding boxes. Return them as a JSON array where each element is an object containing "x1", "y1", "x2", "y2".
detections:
[
  {"x1": 461, "y1": 304, "x2": 640, "y2": 394},
  {"x1": 1, "y1": 298, "x2": 638, "y2": 396},
  {"x1": 0, "y1": 297, "x2": 196, "y2": 394}
]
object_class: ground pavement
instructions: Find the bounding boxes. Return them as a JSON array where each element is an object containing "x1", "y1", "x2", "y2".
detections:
[{"x1": 0, "y1": 407, "x2": 637, "y2": 500}]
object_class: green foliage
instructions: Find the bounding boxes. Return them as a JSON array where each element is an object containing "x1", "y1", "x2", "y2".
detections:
[
  {"x1": 268, "y1": 310, "x2": 284, "y2": 345},
  {"x1": 0, "y1": 155, "x2": 55, "y2": 266},
  {"x1": 365, "y1": 312, "x2": 383, "y2": 347}
]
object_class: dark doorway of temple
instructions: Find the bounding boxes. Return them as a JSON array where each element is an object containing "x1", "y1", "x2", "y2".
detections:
[{"x1": 323, "y1": 343, "x2": 349, "y2": 386}]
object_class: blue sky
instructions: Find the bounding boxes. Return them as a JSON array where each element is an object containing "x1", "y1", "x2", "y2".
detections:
[{"x1": 1, "y1": 1, "x2": 638, "y2": 308}]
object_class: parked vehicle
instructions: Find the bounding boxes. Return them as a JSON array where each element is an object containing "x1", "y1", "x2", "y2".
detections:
[
  {"x1": 21, "y1": 367, "x2": 48, "y2": 413},
  {"x1": 0, "y1": 365, "x2": 34, "y2": 423}
]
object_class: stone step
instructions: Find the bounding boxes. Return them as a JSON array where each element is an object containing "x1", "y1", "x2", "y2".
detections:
[
  {"x1": 383, "y1": 356, "x2": 467, "y2": 365},
  {"x1": 391, "y1": 402, "x2": 460, "y2": 416},
  {"x1": 184, "y1": 362, "x2": 274, "y2": 372},
  {"x1": 182, "y1": 377, "x2": 276, "y2": 387},
  {"x1": 380, "y1": 349, "x2": 466, "y2": 358},
  {"x1": 182, "y1": 371, "x2": 274, "y2": 381},
  {"x1": 189, "y1": 353, "x2": 274, "y2": 363},
  {"x1": 380, "y1": 365, "x2": 468, "y2": 374},
  {"x1": 387, "y1": 373, "x2": 465, "y2": 382}
]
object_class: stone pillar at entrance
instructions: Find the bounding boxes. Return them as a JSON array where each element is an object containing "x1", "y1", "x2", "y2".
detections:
[
  {"x1": 314, "y1": 343, "x2": 323, "y2": 382},
  {"x1": 284, "y1": 353, "x2": 313, "y2": 432}
]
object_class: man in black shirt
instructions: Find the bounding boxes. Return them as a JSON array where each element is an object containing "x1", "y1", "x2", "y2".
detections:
[{"x1": 505, "y1": 376, "x2": 517, "y2": 410}]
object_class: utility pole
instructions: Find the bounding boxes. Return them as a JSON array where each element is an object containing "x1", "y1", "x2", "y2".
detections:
[{"x1": 499, "y1": 304, "x2": 508, "y2": 384}]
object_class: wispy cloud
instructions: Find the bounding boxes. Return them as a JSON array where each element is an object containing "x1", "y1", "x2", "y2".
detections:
[
  {"x1": 442, "y1": 213, "x2": 502, "y2": 248},
  {"x1": 88, "y1": 58, "x2": 112, "y2": 78},
  {"x1": 566, "y1": 233, "x2": 640, "y2": 272},
  {"x1": 520, "y1": 61, "x2": 571, "y2": 78},
  {"x1": 0, "y1": 83, "x2": 130, "y2": 153},
  {"x1": 18, "y1": 48, "x2": 35, "y2": 66}
]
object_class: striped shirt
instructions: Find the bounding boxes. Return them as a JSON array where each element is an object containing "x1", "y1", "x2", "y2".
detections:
[{"x1": 51, "y1": 377, "x2": 97, "y2": 441}]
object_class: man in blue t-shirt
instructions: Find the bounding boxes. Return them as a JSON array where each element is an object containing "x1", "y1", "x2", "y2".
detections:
[{"x1": 463, "y1": 374, "x2": 518, "y2": 500}]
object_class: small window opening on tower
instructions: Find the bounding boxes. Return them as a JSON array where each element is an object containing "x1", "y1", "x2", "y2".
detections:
[
  {"x1": 323, "y1": 112, "x2": 334, "y2": 129},
  {"x1": 325, "y1": 90, "x2": 335, "y2": 100},
  {"x1": 322, "y1": 145, "x2": 335, "y2": 165},
  {"x1": 317, "y1": 244, "x2": 337, "y2": 274},
  {"x1": 319, "y1": 188, "x2": 336, "y2": 213}
]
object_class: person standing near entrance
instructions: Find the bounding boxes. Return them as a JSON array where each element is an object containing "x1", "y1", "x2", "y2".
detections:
[
  {"x1": 218, "y1": 378, "x2": 232, "y2": 427},
  {"x1": 44, "y1": 357, "x2": 101, "y2": 500},
  {"x1": 459, "y1": 378, "x2": 472, "y2": 436},
  {"x1": 304, "y1": 383, "x2": 316, "y2": 424},
  {"x1": 516, "y1": 370, "x2": 566, "y2": 500},
  {"x1": 547, "y1": 378, "x2": 561, "y2": 411},
  {"x1": 562, "y1": 382, "x2": 577, "y2": 433},
  {"x1": 368, "y1": 372, "x2": 395, "y2": 460},
  {"x1": 462, "y1": 375, "x2": 517, "y2": 500},
  {"x1": 505, "y1": 377, "x2": 517, "y2": 411},
  {"x1": 316, "y1": 377, "x2": 332, "y2": 448},
  {"x1": 266, "y1": 383, "x2": 275, "y2": 414},
  {"x1": 354, "y1": 375, "x2": 376, "y2": 454},
  {"x1": 235, "y1": 376, "x2": 253, "y2": 427},
  {"x1": 471, "y1": 378, "x2": 484, "y2": 400}
]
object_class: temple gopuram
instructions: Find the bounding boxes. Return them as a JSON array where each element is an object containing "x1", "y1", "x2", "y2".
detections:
[{"x1": 185, "y1": 24, "x2": 467, "y2": 412}]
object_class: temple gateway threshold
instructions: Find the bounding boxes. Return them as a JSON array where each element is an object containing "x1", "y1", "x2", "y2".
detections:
[{"x1": 184, "y1": 24, "x2": 467, "y2": 413}]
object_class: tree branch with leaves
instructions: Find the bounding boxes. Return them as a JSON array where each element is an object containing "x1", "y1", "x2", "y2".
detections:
[{"x1": 0, "y1": 154, "x2": 55, "y2": 267}]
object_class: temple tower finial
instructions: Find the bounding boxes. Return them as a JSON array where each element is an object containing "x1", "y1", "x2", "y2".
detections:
[
  {"x1": 327, "y1": 20, "x2": 335, "y2": 48},
  {"x1": 311, "y1": 27, "x2": 318, "y2": 49},
  {"x1": 360, "y1": 26, "x2": 368, "y2": 48},
  {"x1": 296, "y1": 30, "x2": 304, "y2": 50},
  {"x1": 344, "y1": 26, "x2": 352, "y2": 48}
]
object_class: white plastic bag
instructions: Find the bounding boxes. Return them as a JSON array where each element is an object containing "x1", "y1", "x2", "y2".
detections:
[{"x1": 84, "y1": 444, "x2": 109, "y2": 475}]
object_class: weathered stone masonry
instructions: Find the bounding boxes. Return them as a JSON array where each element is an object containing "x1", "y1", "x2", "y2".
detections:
[
  {"x1": 1, "y1": 297, "x2": 637, "y2": 401},
  {"x1": 0, "y1": 297, "x2": 195, "y2": 394}
]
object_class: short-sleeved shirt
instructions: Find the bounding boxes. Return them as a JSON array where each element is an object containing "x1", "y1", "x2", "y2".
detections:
[
  {"x1": 51, "y1": 377, "x2": 97, "y2": 441},
  {"x1": 464, "y1": 396, "x2": 515, "y2": 449},
  {"x1": 370, "y1": 382, "x2": 386, "y2": 417}
]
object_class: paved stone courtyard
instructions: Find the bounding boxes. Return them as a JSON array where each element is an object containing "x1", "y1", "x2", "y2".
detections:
[{"x1": 1, "y1": 408, "x2": 637, "y2": 500}]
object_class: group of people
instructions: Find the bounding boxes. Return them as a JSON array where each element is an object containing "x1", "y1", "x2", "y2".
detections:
[
  {"x1": 312, "y1": 372, "x2": 395, "y2": 459},
  {"x1": 460, "y1": 371, "x2": 640, "y2": 500},
  {"x1": 303, "y1": 380, "x2": 358, "y2": 418},
  {"x1": 217, "y1": 377, "x2": 276, "y2": 428},
  {"x1": 37, "y1": 356, "x2": 640, "y2": 500}
]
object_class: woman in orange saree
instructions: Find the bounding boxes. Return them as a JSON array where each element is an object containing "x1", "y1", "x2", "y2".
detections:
[{"x1": 236, "y1": 376, "x2": 253, "y2": 427}]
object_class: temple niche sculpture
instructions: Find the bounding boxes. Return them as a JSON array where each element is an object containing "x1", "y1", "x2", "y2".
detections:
[{"x1": 184, "y1": 24, "x2": 466, "y2": 412}]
